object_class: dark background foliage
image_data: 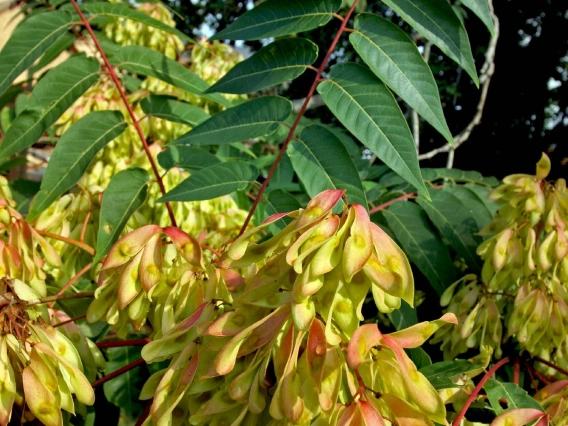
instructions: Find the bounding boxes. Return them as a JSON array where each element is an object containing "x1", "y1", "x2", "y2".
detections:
[{"x1": 168, "y1": 0, "x2": 568, "y2": 180}]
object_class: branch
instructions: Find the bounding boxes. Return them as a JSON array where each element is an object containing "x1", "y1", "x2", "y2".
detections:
[
  {"x1": 96, "y1": 338, "x2": 151, "y2": 349},
  {"x1": 26, "y1": 291, "x2": 95, "y2": 306},
  {"x1": 69, "y1": 0, "x2": 177, "y2": 228},
  {"x1": 368, "y1": 184, "x2": 443, "y2": 214},
  {"x1": 36, "y1": 229, "x2": 95, "y2": 256},
  {"x1": 369, "y1": 192, "x2": 418, "y2": 215},
  {"x1": 52, "y1": 313, "x2": 87, "y2": 328},
  {"x1": 49, "y1": 262, "x2": 92, "y2": 308},
  {"x1": 534, "y1": 356, "x2": 568, "y2": 377},
  {"x1": 238, "y1": 0, "x2": 361, "y2": 235},
  {"x1": 452, "y1": 357, "x2": 510, "y2": 426},
  {"x1": 418, "y1": 1, "x2": 499, "y2": 162},
  {"x1": 91, "y1": 358, "x2": 146, "y2": 388}
]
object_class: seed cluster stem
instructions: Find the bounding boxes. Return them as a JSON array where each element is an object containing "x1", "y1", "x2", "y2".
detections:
[
  {"x1": 238, "y1": 0, "x2": 360, "y2": 236},
  {"x1": 452, "y1": 357, "x2": 510, "y2": 426},
  {"x1": 69, "y1": 0, "x2": 178, "y2": 228}
]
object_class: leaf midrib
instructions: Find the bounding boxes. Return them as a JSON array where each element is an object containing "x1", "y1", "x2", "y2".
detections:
[
  {"x1": 419, "y1": 198, "x2": 477, "y2": 263},
  {"x1": 322, "y1": 78, "x2": 418, "y2": 186},
  {"x1": 98, "y1": 179, "x2": 147, "y2": 260},
  {"x1": 0, "y1": 71, "x2": 99, "y2": 158},
  {"x1": 388, "y1": 0, "x2": 470, "y2": 67},
  {"x1": 352, "y1": 30, "x2": 446, "y2": 134},
  {"x1": 219, "y1": 12, "x2": 333, "y2": 36},
  {"x1": 383, "y1": 209, "x2": 445, "y2": 288},
  {"x1": 0, "y1": 19, "x2": 73, "y2": 91},
  {"x1": 38, "y1": 121, "x2": 127, "y2": 206}
]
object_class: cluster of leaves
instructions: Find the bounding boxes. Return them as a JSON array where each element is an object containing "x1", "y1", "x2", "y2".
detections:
[{"x1": 0, "y1": 0, "x2": 564, "y2": 425}]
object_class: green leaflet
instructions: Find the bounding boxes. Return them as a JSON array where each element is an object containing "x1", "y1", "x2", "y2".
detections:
[
  {"x1": 157, "y1": 146, "x2": 220, "y2": 172},
  {"x1": 351, "y1": 14, "x2": 453, "y2": 144},
  {"x1": 420, "y1": 360, "x2": 484, "y2": 390},
  {"x1": 28, "y1": 111, "x2": 127, "y2": 220},
  {"x1": 109, "y1": 46, "x2": 231, "y2": 107},
  {"x1": 0, "y1": 10, "x2": 76, "y2": 97},
  {"x1": 382, "y1": 0, "x2": 479, "y2": 85},
  {"x1": 95, "y1": 168, "x2": 149, "y2": 264},
  {"x1": 382, "y1": 202, "x2": 457, "y2": 295},
  {"x1": 288, "y1": 124, "x2": 367, "y2": 207},
  {"x1": 484, "y1": 380, "x2": 543, "y2": 415},
  {"x1": 170, "y1": 96, "x2": 291, "y2": 146},
  {"x1": 140, "y1": 95, "x2": 210, "y2": 127},
  {"x1": 461, "y1": 0, "x2": 496, "y2": 36},
  {"x1": 207, "y1": 38, "x2": 318, "y2": 94},
  {"x1": 158, "y1": 162, "x2": 259, "y2": 203},
  {"x1": 211, "y1": 0, "x2": 342, "y2": 41},
  {"x1": 0, "y1": 55, "x2": 100, "y2": 162},
  {"x1": 317, "y1": 62, "x2": 429, "y2": 198},
  {"x1": 416, "y1": 189, "x2": 482, "y2": 269},
  {"x1": 81, "y1": 2, "x2": 195, "y2": 43}
]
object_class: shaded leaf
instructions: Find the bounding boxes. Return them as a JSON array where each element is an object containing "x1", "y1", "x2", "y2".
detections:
[
  {"x1": 407, "y1": 348, "x2": 432, "y2": 369},
  {"x1": 9, "y1": 180, "x2": 41, "y2": 214},
  {"x1": 0, "y1": 55, "x2": 100, "y2": 162},
  {"x1": 317, "y1": 63, "x2": 428, "y2": 198},
  {"x1": 0, "y1": 10, "x2": 75, "y2": 96},
  {"x1": 264, "y1": 189, "x2": 302, "y2": 232},
  {"x1": 388, "y1": 300, "x2": 418, "y2": 330},
  {"x1": 416, "y1": 189, "x2": 481, "y2": 269},
  {"x1": 158, "y1": 162, "x2": 258, "y2": 203},
  {"x1": 95, "y1": 168, "x2": 149, "y2": 264},
  {"x1": 351, "y1": 13, "x2": 452, "y2": 144},
  {"x1": 171, "y1": 96, "x2": 291, "y2": 146},
  {"x1": 443, "y1": 185, "x2": 492, "y2": 231},
  {"x1": 461, "y1": 0, "x2": 495, "y2": 36},
  {"x1": 207, "y1": 38, "x2": 318, "y2": 94},
  {"x1": 211, "y1": 0, "x2": 342, "y2": 41},
  {"x1": 485, "y1": 380, "x2": 543, "y2": 416},
  {"x1": 420, "y1": 360, "x2": 483, "y2": 390},
  {"x1": 382, "y1": 0, "x2": 478, "y2": 85},
  {"x1": 288, "y1": 124, "x2": 367, "y2": 207},
  {"x1": 103, "y1": 346, "x2": 147, "y2": 422},
  {"x1": 140, "y1": 95, "x2": 210, "y2": 127},
  {"x1": 157, "y1": 146, "x2": 220, "y2": 171},
  {"x1": 381, "y1": 201, "x2": 457, "y2": 295},
  {"x1": 28, "y1": 111, "x2": 127, "y2": 220},
  {"x1": 268, "y1": 153, "x2": 295, "y2": 191},
  {"x1": 109, "y1": 46, "x2": 230, "y2": 107},
  {"x1": 466, "y1": 183, "x2": 499, "y2": 215}
]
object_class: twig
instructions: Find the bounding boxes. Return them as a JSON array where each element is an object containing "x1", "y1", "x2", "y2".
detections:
[
  {"x1": 201, "y1": 244, "x2": 222, "y2": 258},
  {"x1": 26, "y1": 291, "x2": 95, "y2": 306},
  {"x1": 524, "y1": 359, "x2": 539, "y2": 392},
  {"x1": 36, "y1": 229, "x2": 95, "y2": 256},
  {"x1": 369, "y1": 192, "x2": 417, "y2": 215},
  {"x1": 49, "y1": 262, "x2": 93, "y2": 308},
  {"x1": 80, "y1": 211, "x2": 90, "y2": 243},
  {"x1": 513, "y1": 356, "x2": 520, "y2": 385},
  {"x1": 96, "y1": 338, "x2": 151, "y2": 349},
  {"x1": 52, "y1": 313, "x2": 87, "y2": 328},
  {"x1": 238, "y1": 0, "x2": 361, "y2": 235},
  {"x1": 452, "y1": 357, "x2": 510, "y2": 426},
  {"x1": 91, "y1": 358, "x2": 146, "y2": 388},
  {"x1": 534, "y1": 356, "x2": 568, "y2": 377},
  {"x1": 369, "y1": 184, "x2": 444, "y2": 214},
  {"x1": 418, "y1": 0, "x2": 499, "y2": 162},
  {"x1": 69, "y1": 0, "x2": 177, "y2": 228}
]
